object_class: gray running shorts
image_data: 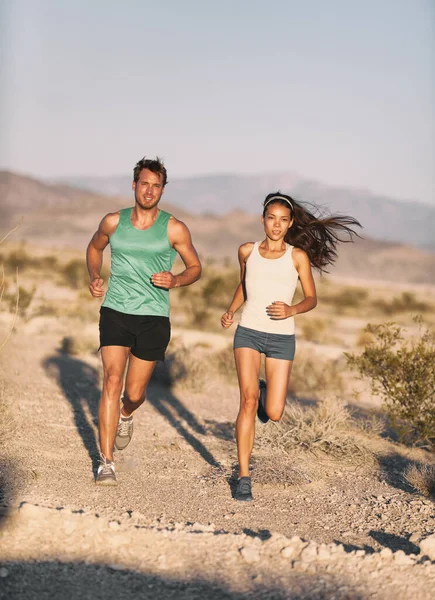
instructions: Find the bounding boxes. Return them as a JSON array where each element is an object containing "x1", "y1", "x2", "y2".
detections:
[{"x1": 233, "y1": 325, "x2": 296, "y2": 361}]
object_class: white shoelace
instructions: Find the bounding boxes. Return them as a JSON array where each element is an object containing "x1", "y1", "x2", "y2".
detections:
[{"x1": 118, "y1": 418, "x2": 133, "y2": 436}]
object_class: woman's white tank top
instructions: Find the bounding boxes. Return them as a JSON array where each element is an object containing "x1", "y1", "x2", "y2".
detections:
[{"x1": 239, "y1": 242, "x2": 299, "y2": 335}]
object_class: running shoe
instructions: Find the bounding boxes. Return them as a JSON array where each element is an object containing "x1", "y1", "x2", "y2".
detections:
[
  {"x1": 115, "y1": 414, "x2": 134, "y2": 451},
  {"x1": 257, "y1": 379, "x2": 269, "y2": 424},
  {"x1": 96, "y1": 454, "x2": 117, "y2": 486},
  {"x1": 234, "y1": 476, "x2": 253, "y2": 502}
]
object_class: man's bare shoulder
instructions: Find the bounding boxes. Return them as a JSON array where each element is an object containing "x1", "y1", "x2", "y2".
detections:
[
  {"x1": 100, "y1": 211, "x2": 121, "y2": 234},
  {"x1": 167, "y1": 215, "x2": 190, "y2": 237}
]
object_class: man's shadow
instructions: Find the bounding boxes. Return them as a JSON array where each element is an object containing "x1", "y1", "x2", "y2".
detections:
[
  {"x1": 44, "y1": 348, "x2": 221, "y2": 471},
  {"x1": 43, "y1": 349, "x2": 101, "y2": 471}
]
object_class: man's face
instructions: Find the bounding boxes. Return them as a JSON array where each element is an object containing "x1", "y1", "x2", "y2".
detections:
[{"x1": 132, "y1": 168, "x2": 165, "y2": 210}]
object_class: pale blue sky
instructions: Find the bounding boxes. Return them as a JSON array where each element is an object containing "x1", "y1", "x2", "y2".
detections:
[{"x1": 1, "y1": 0, "x2": 433, "y2": 203}]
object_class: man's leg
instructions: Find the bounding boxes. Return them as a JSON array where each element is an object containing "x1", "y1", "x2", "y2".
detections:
[
  {"x1": 99, "y1": 346, "x2": 130, "y2": 461},
  {"x1": 113, "y1": 354, "x2": 157, "y2": 452},
  {"x1": 122, "y1": 354, "x2": 157, "y2": 416}
]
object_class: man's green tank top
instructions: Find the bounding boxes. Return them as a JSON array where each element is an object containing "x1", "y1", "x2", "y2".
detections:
[{"x1": 102, "y1": 208, "x2": 176, "y2": 316}]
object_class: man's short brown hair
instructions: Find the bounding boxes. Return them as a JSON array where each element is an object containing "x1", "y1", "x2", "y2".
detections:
[{"x1": 133, "y1": 156, "x2": 168, "y2": 186}]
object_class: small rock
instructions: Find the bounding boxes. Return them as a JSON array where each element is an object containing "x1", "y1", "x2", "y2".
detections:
[
  {"x1": 394, "y1": 550, "x2": 414, "y2": 565},
  {"x1": 0, "y1": 568, "x2": 9, "y2": 578},
  {"x1": 341, "y1": 531, "x2": 353, "y2": 538},
  {"x1": 108, "y1": 520, "x2": 120, "y2": 530},
  {"x1": 240, "y1": 547, "x2": 260, "y2": 563},
  {"x1": 379, "y1": 548, "x2": 393, "y2": 560},
  {"x1": 281, "y1": 545, "x2": 300, "y2": 559},
  {"x1": 317, "y1": 544, "x2": 331, "y2": 561},
  {"x1": 419, "y1": 534, "x2": 435, "y2": 561},
  {"x1": 300, "y1": 542, "x2": 318, "y2": 562},
  {"x1": 409, "y1": 532, "x2": 421, "y2": 544}
]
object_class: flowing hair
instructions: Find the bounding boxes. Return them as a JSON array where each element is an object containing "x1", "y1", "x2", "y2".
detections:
[{"x1": 263, "y1": 192, "x2": 361, "y2": 272}]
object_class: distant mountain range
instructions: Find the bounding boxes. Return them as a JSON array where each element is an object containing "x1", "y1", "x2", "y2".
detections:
[
  {"x1": 1, "y1": 170, "x2": 434, "y2": 284},
  {"x1": 55, "y1": 172, "x2": 435, "y2": 251}
]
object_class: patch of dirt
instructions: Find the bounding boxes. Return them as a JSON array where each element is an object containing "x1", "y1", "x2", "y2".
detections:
[{"x1": 1, "y1": 318, "x2": 435, "y2": 599}]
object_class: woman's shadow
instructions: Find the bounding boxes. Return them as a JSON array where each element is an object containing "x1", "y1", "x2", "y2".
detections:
[{"x1": 43, "y1": 348, "x2": 101, "y2": 471}]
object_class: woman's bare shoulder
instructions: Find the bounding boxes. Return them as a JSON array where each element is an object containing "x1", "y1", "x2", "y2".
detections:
[{"x1": 238, "y1": 242, "x2": 255, "y2": 259}]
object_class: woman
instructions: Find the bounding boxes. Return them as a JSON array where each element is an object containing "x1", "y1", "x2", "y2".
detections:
[{"x1": 221, "y1": 193, "x2": 360, "y2": 501}]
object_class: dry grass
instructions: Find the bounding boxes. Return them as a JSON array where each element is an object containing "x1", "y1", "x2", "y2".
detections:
[
  {"x1": 289, "y1": 351, "x2": 345, "y2": 398},
  {"x1": 153, "y1": 341, "x2": 238, "y2": 393},
  {"x1": 299, "y1": 317, "x2": 328, "y2": 343},
  {"x1": 60, "y1": 335, "x2": 99, "y2": 356},
  {"x1": 0, "y1": 381, "x2": 17, "y2": 445},
  {"x1": 256, "y1": 397, "x2": 374, "y2": 464},
  {"x1": 404, "y1": 463, "x2": 435, "y2": 497}
]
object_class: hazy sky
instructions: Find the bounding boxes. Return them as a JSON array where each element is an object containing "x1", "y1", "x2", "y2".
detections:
[{"x1": 1, "y1": 0, "x2": 433, "y2": 204}]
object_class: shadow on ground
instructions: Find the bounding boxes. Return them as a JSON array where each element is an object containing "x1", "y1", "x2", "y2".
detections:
[
  {"x1": 43, "y1": 350, "x2": 223, "y2": 471},
  {"x1": 369, "y1": 530, "x2": 420, "y2": 554},
  {"x1": 43, "y1": 350, "x2": 101, "y2": 471},
  {"x1": 376, "y1": 451, "x2": 435, "y2": 501},
  {"x1": 0, "y1": 560, "x2": 366, "y2": 600}
]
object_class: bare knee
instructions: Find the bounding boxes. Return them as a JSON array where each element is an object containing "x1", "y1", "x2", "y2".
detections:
[
  {"x1": 268, "y1": 407, "x2": 285, "y2": 422},
  {"x1": 124, "y1": 389, "x2": 146, "y2": 405},
  {"x1": 239, "y1": 392, "x2": 258, "y2": 415},
  {"x1": 103, "y1": 373, "x2": 123, "y2": 396}
]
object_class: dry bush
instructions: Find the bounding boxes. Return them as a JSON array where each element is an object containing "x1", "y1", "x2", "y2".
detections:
[
  {"x1": 60, "y1": 335, "x2": 98, "y2": 356},
  {"x1": 346, "y1": 318, "x2": 435, "y2": 447},
  {"x1": 356, "y1": 328, "x2": 375, "y2": 348},
  {"x1": 289, "y1": 351, "x2": 344, "y2": 398},
  {"x1": 0, "y1": 381, "x2": 17, "y2": 445},
  {"x1": 321, "y1": 286, "x2": 369, "y2": 310},
  {"x1": 153, "y1": 342, "x2": 238, "y2": 392},
  {"x1": 373, "y1": 292, "x2": 432, "y2": 316},
  {"x1": 404, "y1": 463, "x2": 435, "y2": 497},
  {"x1": 256, "y1": 397, "x2": 373, "y2": 463},
  {"x1": 299, "y1": 317, "x2": 328, "y2": 343}
]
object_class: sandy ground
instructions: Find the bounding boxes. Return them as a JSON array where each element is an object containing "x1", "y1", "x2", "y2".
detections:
[{"x1": 1, "y1": 315, "x2": 435, "y2": 599}]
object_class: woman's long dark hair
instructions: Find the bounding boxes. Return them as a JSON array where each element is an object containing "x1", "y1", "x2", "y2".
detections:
[{"x1": 263, "y1": 192, "x2": 361, "y2": 272}]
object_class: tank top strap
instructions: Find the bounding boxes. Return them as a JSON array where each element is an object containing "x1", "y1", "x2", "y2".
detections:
[{"x1": 119, "y1": 207, "x2": 132, "y2": 226}]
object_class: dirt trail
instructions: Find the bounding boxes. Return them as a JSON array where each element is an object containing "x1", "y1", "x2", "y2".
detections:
[{"x1": 1, "y1": 316, "x2": 435, "y2": 599}]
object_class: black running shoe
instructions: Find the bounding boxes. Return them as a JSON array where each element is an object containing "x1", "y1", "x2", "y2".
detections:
[
  {"x1": 257, "y1": 379, "x2": 269, "y2": 424},
  {"x1": 234, "y1": 476, "x2": 253, "y2": 502}
]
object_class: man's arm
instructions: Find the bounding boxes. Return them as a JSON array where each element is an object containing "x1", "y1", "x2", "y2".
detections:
[
  {"x1": 86, "y1": 212, "x2": 119, "y2": 298},
  {"x1": 151, "y1": 218, "x2": 201, "y2": 289}
]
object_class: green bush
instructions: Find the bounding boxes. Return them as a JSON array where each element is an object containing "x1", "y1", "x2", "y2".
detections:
[{"x1": 346, "y1": 318, "x2": 435, "y2": 447}]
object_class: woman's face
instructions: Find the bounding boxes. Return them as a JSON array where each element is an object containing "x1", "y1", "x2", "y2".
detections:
[{"x1": 262, "y1": 202, "x2": 293, "y2": 240}]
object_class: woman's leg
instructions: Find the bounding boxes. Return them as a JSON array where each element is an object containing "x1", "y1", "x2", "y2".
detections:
[
  {"x1": 234, "y1": 347, "x2": 261, "y2": 477},
  {"x1": 264, "y1": 358, "x2": 293, "y2": 421}
]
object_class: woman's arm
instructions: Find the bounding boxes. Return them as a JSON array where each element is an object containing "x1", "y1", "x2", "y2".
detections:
[{"x1": 221, "y1": 243, "x2": 253, "y2": 328}]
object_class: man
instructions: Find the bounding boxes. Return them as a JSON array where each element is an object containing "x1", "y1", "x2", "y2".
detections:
[{"x1": 87, "y1": 156, "x2": 201, "y2": 485}]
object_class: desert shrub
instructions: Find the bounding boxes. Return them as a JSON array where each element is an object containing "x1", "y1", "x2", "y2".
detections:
[
  {"x1": 2, "y1": 284, "x2": 36, "y2": 316},
  {"x1": 322, "y1": 286, "x2": 369, "y2": 310},
  {"x1": 256, "y1": 397, "x2": 373, "y2": 462},
  {"x1": 289, "y1": 352, "x2": 344, "y2": 398},
  {"x1": 61, "y1": 335, "x2": 98, "y2": 356},
  {"x1": 63, "y1": 259, "x2": 89, "y2": 288},
  {"x1": 356, "y1": 328, "x2": 375, "y2": 348},
  {"x1": 0, "y1": 381, "x2": 17, "y2": 445},
  {"x1": 5, "y1": 245, "x2": 34, "y2": 271},
  {"x1": 372, "y1": 292, "x2": 432, "y2": 315},
  {"x1": 153, "y1": 342, "x2": 237, "y2": 392},
  {"x1": 404, "y1": 463, "x2": 435, "y2": 497},
  {"x1": 299, "y1": 317, "x2": 327, "y2": 343},
  {"x1": 346, "y1": 318, "x2": 435, "y2": 447}
]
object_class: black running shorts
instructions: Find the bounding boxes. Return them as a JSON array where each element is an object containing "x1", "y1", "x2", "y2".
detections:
[{"x1": 99, "y1": 307, "x2": 171, "y2": 361}]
